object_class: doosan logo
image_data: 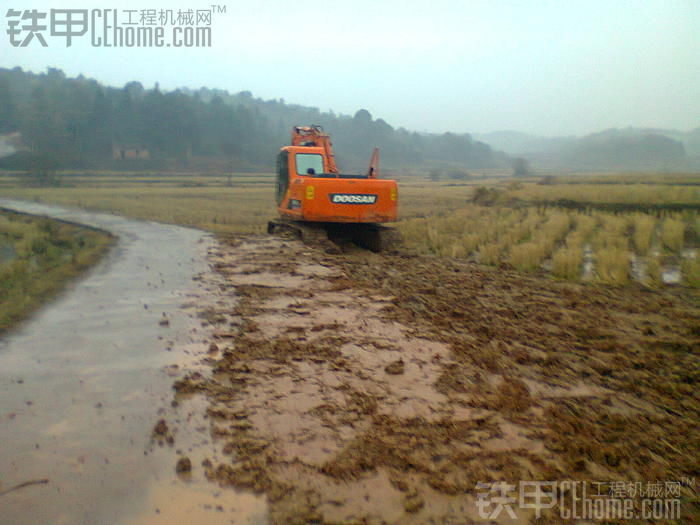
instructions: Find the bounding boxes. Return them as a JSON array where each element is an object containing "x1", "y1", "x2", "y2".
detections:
[{"x1": 330, "y1": 194, "x2": 378, "y2": 204}]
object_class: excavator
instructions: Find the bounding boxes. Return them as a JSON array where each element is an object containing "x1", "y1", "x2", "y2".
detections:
[{"x1": 267, "y1": 125, "x2": 400, "y2": 251}]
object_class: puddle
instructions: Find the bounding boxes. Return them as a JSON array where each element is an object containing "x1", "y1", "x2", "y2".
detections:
[
  {"x1": 661, "y1": 265, "x2": 682, "y2": 284},
  {"x1": 581, "y1": 243, "x2": 594, "y2": 280}
]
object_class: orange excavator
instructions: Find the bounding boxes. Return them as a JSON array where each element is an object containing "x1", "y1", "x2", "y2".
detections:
[{"x1": 268, "y1": 125, "x2": 400, "y2": 251}]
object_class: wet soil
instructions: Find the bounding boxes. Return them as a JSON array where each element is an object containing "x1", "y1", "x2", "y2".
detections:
[{"x1": 172, "y1": 235, "x2": 699, "y2": 523}]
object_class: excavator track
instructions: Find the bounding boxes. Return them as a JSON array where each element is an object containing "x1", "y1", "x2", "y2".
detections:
[{"x1": 267, "y1": 219, "x2": 402, "y2": 253}]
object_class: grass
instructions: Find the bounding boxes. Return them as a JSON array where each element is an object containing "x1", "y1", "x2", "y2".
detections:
[
  {"x1": 591, "y1": 214, "x2": 629, "y2": 250},
  {"x1": 661, "y1": 217, "x2": 685, "y2": 252},
  {"x1": 594, "y1": 247, "x2": 630, "y2": 285},
  {"x1": 631, "y1": 213, "x2": 656, "y2": 255},
  {"x1": 509, "y1": 241, "x2": 545, "y2": 271},
  {"x1": 551, "y1": 245, "x2": 583, "y2": 280},
  {"x1": 0, "y1": 210, "x2": 113, "y2": 334},
  {"x1": 0, "y1": 185, "x2": 274, "y2": 234},
  {"x1": 645, "y1": 254, "x2": 663, "y2": 288},
  {"x1": 512, "y1": 211, "x2": 572, "y2": 272},
  {"x1": 479, "y1": 241, "x2": 504, "y2": 265},
  {"x1": 682, "y1": 256, "x2": 700, "y2": 287}
]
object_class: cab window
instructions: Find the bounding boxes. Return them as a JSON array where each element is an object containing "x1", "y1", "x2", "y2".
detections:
[{"x1": 295, "y1": 153, "x2": 324, "y2": 176}]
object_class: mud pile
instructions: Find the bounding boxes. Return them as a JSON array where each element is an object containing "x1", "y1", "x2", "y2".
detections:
[{"x1": 172, "y1": 236, "x2": 699, "y2": 524}]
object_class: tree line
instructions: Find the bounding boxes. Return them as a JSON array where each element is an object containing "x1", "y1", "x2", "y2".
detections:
[{"x1": 0, "y1": 67, "x2": 506, "y2": 172}]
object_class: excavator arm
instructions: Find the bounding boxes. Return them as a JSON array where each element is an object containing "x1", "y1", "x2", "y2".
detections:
[
  {"x1": 290, "y1": 125, "x2": 381, "y2": 179},
  {"x1": 291, "y1": 125, "x2": 339, "y2": 174}
]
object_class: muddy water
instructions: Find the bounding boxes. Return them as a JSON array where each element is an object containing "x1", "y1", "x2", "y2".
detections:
[{"x1": 0, "y1": 200, "x2": 267, "y2": 525}]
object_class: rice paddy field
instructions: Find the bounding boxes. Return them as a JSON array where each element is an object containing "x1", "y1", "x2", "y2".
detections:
[
  {"x1": 0, "y1": 170, "x2": 698, "y2": 287},
  {"x1": 399, "y1": 175, "x2": 700, "y2": 287}
]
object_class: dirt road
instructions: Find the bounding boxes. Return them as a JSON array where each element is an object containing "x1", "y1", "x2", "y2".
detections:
[
  {"x1": 0, "y1": 200, "x2": 267, "y2": 525},
  {"x1": 173, "y1": 234, "x2": 698, "y2": 524}
]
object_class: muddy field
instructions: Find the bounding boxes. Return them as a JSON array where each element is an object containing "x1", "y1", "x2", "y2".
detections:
[{"x1": 168, "y1": 235, "x2": 699, "y2": 524}]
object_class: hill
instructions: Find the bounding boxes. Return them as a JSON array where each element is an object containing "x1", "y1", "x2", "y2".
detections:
[{"x1": 477, "y1": 128, "x2": 691, "y2": 172}]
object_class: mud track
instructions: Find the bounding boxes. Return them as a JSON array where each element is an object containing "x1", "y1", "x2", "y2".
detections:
[{"x1": 175, "y1": 235, "x2": 699, "y2": 524}]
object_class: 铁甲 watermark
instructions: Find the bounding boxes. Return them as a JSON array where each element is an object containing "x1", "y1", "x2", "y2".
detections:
[
  {"x1": 475, "y1": 479, "x2": 692, "y2": 521},
  {"x1": 5, "y1": 7, "x2": 226, "y2": 48}
]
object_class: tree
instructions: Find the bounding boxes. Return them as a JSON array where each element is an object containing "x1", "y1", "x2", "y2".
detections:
[
  {"x1": 512, "y1": 157, "x2": 530, "y2": 177},
  {"x1": 0, "y1": 77, "x2": 14, "y2": 132},
  {"x1": 353, "y1": 109, "x2": 372, "y2": 124},
  {"x1": 86, "y1": 87, "x2": 112, "y2": 157}
]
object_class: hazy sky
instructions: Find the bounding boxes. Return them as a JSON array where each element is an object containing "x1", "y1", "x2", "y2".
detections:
[{"x1": 2, "y1": 0, "x2": 699, "y2": 136}]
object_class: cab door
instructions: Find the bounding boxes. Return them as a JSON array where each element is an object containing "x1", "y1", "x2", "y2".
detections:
[{"x1": 275, "y1": 150, "x2": 289, "y2": 205}]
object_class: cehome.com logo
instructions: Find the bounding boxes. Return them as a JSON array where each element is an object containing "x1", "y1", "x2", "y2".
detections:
[{"x1": 330, "y1": 194, "x2": 378, "y2": 204}]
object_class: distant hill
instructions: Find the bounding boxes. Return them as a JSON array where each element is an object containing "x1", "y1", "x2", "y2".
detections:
[
  {"x1": 473, "y1": 130, "x2": 576, "y2": 155},
  {"x1": 559, "y1": 129, "x2": 686, "y2": 170},
  {"x1": 477, "y1": 128, "x2": 693, "y2": 171},
  {"x1": 621, "y1": 127, "x2": 700, "y2": 158}
]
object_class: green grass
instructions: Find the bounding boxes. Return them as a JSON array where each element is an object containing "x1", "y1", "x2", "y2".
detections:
[{"x1": 0, "y1": 210, "x2": 113, "y2": 334}]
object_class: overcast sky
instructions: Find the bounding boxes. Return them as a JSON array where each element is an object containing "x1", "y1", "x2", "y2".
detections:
[{"x1": 2, "y1": 0, "x2": 699, "y2": 136}]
